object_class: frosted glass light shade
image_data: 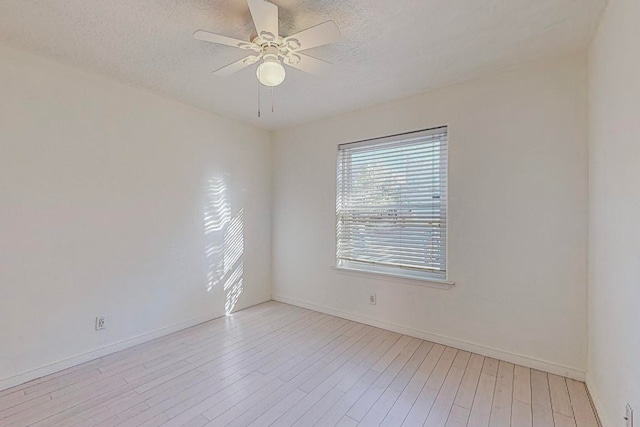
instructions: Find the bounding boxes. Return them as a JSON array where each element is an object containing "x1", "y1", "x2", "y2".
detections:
[{"x1": 257, "y1": 59, "x2": 286, "y2": 87}]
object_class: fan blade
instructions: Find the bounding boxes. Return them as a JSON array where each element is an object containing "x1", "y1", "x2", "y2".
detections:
[
  {"x1": 284, "y1": 53, "x2": 332, "y2": 76},
  {"x1": 247, "y1": 0, "x2": 278, "y2": 39},
  {"x1": 193, "y1": 30, "x2": 257, "y2": 51},
  {"x1": 213, "y1": 55, "x2": 261, "y2": 77},
  {"x1": 284, "y1": 21, "x2": 341, "y2": 51}
]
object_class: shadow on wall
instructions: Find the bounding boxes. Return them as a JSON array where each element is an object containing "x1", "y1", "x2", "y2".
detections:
[{"x1": 203, "y1": 176, "x2": 244, "y2": 314}]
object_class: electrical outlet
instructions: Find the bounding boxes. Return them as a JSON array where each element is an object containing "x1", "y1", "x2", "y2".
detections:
[
  {"x1": 369, "y1": 294, "x2": 376, "y2": 305},
  {"x1": 95, "y1": 316, "x2": 106, "y2": 331},
  {"x1": 626, "y1": 404, "x2": 634, "y2": 427}
]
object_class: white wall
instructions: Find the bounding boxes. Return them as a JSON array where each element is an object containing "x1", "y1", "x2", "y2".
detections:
[
  {"x1": 272, "y1": 56, "x2": 589, "y2": 378},
  {"x1": 0, "y1": 45, "x2": 272, "y2": 389},
  {"x1": 588, "y1": 0, "x2": 640, "y2": 424}
]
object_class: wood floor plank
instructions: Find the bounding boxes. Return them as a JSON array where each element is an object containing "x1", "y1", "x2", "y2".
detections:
[
  {"x1": 379, "y1": 344, "x2": 446, "y2": 426},
  {"x1": 511, "y1": 399, "x2": 533, "y2": 427},
  {"x1": 138, "y1": 413, "x2": 169, "y2": 427},
  {"x1": 425, "y1": 347, "x2": 459, "y2": 391},
  {"x1": 315, "y1": 334, "x2": 399, "y2": 426},
  {"x1": 347, "y1": 338, "x2": 421, "y2": 421},
  {"x1": 446, "y1": 405, "x2": 471, "y2": 427},
  {"x1": 424, "y1": 351, "x2": 471, "y2": 427},
  {"x1": 554, "y1": 412, "x2": 577, "y2": 427},
  {"x1": 467, "y1": 372, "x2": 496, "y2": 427},
  {"x1": 0, "y1": 302, "x2": 601, "y2": 427},
  {"x1": 93, "y1": 401, "x2": 149, "y2": 427},
  {"x1": 548, "y1": 374, "x2": 574, "y2": 418},
  {"x1": 401, "y1": 385, "x2": 439, "y2": 427},
  {"x1": 298, "y1": 330, "x2": 377, "y2": 393},
  {"x1": 315, "y1": 370, "x2": 379, "y2": 427},
  {"x1": 337, "y1": 416, "x2": 359, "y2": 427},
  {"x1": 273, "y1": 327, "x2": 400, "y2": 427},
  {"x1": 402, "y1": 349, "x2": 463, "y2": 426},
  {"x1": 389, "y1": 341, "x2": 434, "y2": 392},
  {"x1": 202, "y1": 376, "x2": 287, "y2": 425},
  {"x1": 566, "y1": 379, "x2": 599, "y2": 427},
  {"x1": 159, "y1": 372, "x2": 269, "y2": 426},
  {"x1": 273, "y1": 364, "x2": 355, "y2": 425},
  {"x1": 0, "y1": 390, "x2": 28, "y2": 412},
  {"x1": 489, "y1": 361, "x2": 514, "y2": 427},
  {"x1": 482, "y1": 358, "x2": 499, "y2": 377},
  {"x1": 356, "y1": 386, "x2": 401, "y2": 426},
  {"x1": 272, "y1": 363, "x2": 358, "y2": 426},
  {"x1": 181, "y1": 415, "x2": 209, "y2": 427},
  {"x1": 247, "y1": 388, "x2": 307, "y2": 427},
  {"x1": 356, "y1": 341, "x2": 433, "y2": 426},
  {"x1": 371, "y1": 335, "x2": 413, "y2": 373},
  {"x1": 332, "y1": 331, "x2": 396, "y2": 393},
  {"x1": 531, "y1": 370, "x2": 554, "y2": 427},
  {"x1": 513, "y1": 365, "x2": 531, "y2": 404},
  {"x1": 292, "y1": 387, "x2": 344, "y2": 426},
  {"x1": 454, "y1": 353, "x2": 484, "y2": 410},
  {"x1": 227, "y1": 379, "x2": 307, "y2": 426}
]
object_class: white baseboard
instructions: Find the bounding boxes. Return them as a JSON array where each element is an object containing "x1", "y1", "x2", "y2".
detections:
[
  {"x1": 272, "y1": 294, "x2": 586, "y2": 381},
  {"x1": 0, "y1": 296, "x2": 271, "y2": 392}
]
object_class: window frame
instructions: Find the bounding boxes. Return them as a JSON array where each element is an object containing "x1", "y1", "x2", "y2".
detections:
[{"x1": 334, "y1": 126, "x2": 452, "y2": 287}]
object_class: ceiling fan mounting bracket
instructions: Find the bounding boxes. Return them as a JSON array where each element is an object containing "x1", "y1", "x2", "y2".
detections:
[
  {"x1": 253, "y1": 32, "x2": 280, "y2": 47},
  {"x1": 247, "y1": 40, "x2": 304, "y2": 68}
]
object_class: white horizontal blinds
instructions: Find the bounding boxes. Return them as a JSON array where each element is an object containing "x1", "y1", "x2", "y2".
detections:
[{"x1": 336, "y1": 127, "x2": 448, "y2": 279}]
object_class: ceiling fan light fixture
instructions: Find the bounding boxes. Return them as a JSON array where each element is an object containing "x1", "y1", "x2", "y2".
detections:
[
  {"x1": 257, "y1": 55, "x2": 286, "y2": 87},
  {"x1": 195, "y1": 0, "x2": 341, "y2": 95}
]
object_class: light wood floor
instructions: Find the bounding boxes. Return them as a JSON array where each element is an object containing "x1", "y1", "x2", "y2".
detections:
[{"x1": 0, "y1": 302, "x2": 599, "y2": 427}]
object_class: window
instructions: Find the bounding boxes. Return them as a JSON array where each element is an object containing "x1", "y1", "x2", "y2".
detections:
[{"x1": 336, "y1": 127, "x2": 448, "y2": 281}]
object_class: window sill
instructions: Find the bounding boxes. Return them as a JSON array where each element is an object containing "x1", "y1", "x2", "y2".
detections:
[{"x1": 333, "y1": 266, "x2": 454, "y2": 290}]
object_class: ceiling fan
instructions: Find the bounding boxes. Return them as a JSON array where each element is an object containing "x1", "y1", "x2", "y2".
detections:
[{"x1": 193, "y1": 0, "x2": 341, "y2": 88}]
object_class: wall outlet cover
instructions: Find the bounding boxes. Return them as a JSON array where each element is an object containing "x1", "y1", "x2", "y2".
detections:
[
  {"x1": 95, "y1": 316, "x2": 106, "y2": 331},
  {"x1": 369, "y1": 294, "x2": 376, "y2": 305}
]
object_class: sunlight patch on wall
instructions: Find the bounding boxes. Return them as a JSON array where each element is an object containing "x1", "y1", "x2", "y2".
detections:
[
  {"x1": 204, "y1": 176, "x2": 231, "y2": 291},
  {"x1": 203, "y1": 176, "x2": 245, "y2": 314},
  {"x1": 223, "y1": 208, "x2": 244, "y2": 314}
]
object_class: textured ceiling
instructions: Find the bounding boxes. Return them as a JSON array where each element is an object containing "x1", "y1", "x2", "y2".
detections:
[{"x1": 0, "y1": 0, "x2": 605, "y2": 130}]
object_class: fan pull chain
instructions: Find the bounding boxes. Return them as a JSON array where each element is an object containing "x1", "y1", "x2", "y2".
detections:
[
  {"x1": 271, "y1": 87, "x2": 274, "y2": 113},
  {"x1": 257, "y1": 78, "x2": 261, "y2": 118}
]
